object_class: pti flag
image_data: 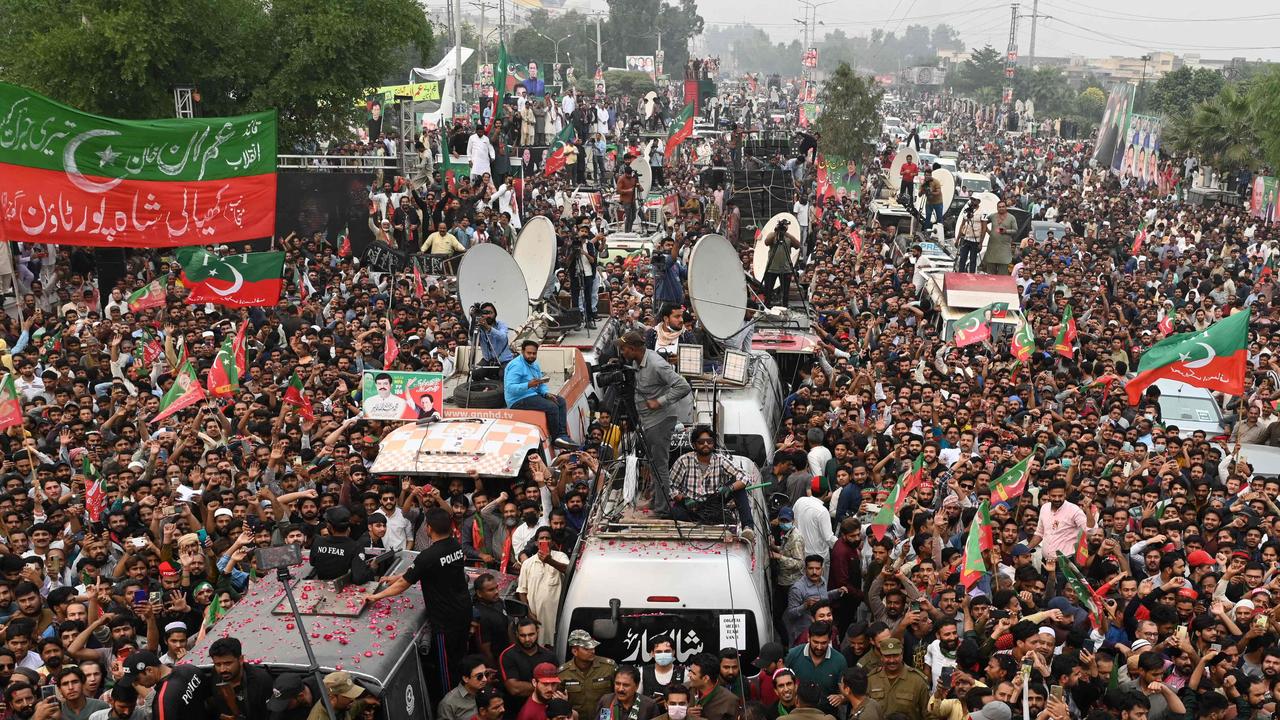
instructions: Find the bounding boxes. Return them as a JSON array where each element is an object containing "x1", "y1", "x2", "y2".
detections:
[
  {"x1": 666, "y1": 104, "x2": 695, "y2": 154},
  {"x1": 127, "y1": 279, "x2": 167, "y2": 313},
  {"x1": 544, "y1": 125, "x2": 576, "y2": 177},
  {"x1": 869, "y1": 454, "x2": 925, "y2": 541},
  {"x1": 954, "y1": 303, "x2": 1007, "y2": 347},
  {"x1": 960, "y1": 504, "x2": 989, "y2": 589},
  {"x1": 177, "y1": 247, "x2": 285, "y2": 307},
  {"x1": 1053, "y1": 304, "x2": 1077, "y2": 359},
  {"x1": 989, "y1": 454, "x2": 1031, "y2": 503},
  {"x1": 83, "y1": 455, "x2": 105, "y2": 523},
  {"x1": 1125, "y1": 308, "x2": 1250, "y2": 405},
  {"x1": 0, "y1": 374, "x2": 21, "y2": 430},
  {"x1": 152, "y1": 361, "x2": 206, "y2": 424},
  {"x1": 207, "y1": 322, "x2": 246, "y2": 398},
  {"x1": 0, "y1": 82, "x2": 276, "y2": 247},
  {"x1": 283, "y1": 372, "x2": 314, "y2": 421},
  {"x1": 487, "y1": 42, "x2": 509, "y2": 132},
  {"x1": 1011, "y1": 320, "x2": 1035, "y2": 362}
]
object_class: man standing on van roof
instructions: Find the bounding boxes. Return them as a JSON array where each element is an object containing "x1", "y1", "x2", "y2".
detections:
[
  {"x1": 616, "y1": 331, "x2": 692, "y2": 519},
  {"x1": 558, "y1": 630, "x2": 617, "y2": 720}
]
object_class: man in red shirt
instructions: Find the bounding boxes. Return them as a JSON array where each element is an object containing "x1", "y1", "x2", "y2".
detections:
[
  {"x1": 898, "y1": 155, "x2": 919, "y2": 206},
  {"x1": 517, "y1": 663, "x2": 564, "y2": 720}
]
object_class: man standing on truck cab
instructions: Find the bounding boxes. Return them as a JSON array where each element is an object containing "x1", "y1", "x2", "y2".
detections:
[
  {"x1": 558, "y1": 630, "x2": 617, "y2": 720},
  {"x1": 684, "y1": 653, "x2": 740, "y2": 720},
  {"x1": 363, "y1": 507, "x2": 472, "y2": 692},
  {"x1": 616, "y1": 331, "x2": 692, "y2": 520}
]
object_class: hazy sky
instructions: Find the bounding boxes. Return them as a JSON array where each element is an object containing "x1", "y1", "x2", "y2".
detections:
[{"x1": 555, "y1": 0, "x2": 1280, "y2": 62}]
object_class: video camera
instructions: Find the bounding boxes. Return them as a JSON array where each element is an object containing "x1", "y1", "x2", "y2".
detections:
[{"x1": 593, "y1": 357, "x2": 636, "y2": 389}]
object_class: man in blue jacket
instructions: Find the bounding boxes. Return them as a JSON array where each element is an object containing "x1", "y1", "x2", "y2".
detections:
[{"x1": 504, "y1": 340, "x2": 576, "y2": 449}]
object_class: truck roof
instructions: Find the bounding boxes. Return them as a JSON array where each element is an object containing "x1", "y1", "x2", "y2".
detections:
[{"x1": 186, "y1": 552, "x2": 428, "y2": 691}]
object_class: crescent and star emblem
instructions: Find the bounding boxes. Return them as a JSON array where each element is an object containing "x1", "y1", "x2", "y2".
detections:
[
  {"x1": 1182, "y1": 342, "x2": 1217, "y2": 369},
  {"x1": 208, "y1": 263, "x2": 245, "y2": 297},
  {"x1": 63, "y1": 129, "x2": 124, "y2": 194}
]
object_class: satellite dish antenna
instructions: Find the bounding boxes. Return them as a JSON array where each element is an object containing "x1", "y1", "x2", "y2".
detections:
[
  {"x1": 512, "y1": 216, "x2": 557, "y2": 301},
  {"x1": 952, "y1": 191, "x2": 1001, "y2": 246},
  {"x1": 689, "y1": 233, "x2": 748, "y2": 340},
  {"x1": 934, "y1": 168, "x2": 956, "y2": 215},
  {"x1": 631, "y1": 155, "x2": 652, "y2": 196},
  {"x1": 887, "y1": 144, "x2": 915, "y2": 192},
  {"x1": 458, "y1": 244, "x2": 530, "y2": 328},
  {"x1": 751, "y1": 212, "x2": 801, "y2": 281}
]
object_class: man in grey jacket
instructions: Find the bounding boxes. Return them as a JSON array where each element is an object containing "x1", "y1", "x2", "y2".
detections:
[{"x1": 617, "y1": 331, "x2": 692, "y2": 518}]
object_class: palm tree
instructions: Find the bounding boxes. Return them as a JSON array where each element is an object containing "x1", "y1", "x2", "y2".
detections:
[{"x1": 1166, "y1": 84, "x2": 1258, "y2": 172}]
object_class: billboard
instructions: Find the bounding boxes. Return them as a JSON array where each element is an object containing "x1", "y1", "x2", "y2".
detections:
[
  {"x1": 1117, "y1": 114, "x2": 1163, "y2": 184},
  {"x1": 1092, "y1": 84, "x2": 1134, "y2": 168},
  {"x1": 626, "y1": 55, "x2": 656, "y2": 74},
  {"x1": 1252, "y1": 177, "x2": 1280, "y2": 224},
  {"x1": 360, "y1": 370, "x2": 446, "y2": 421}
]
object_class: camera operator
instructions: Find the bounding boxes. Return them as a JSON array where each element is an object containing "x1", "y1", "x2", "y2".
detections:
[
  {"x1": 616, "y1": 331, "x2": 692, "y2": 519},
  {"x1": 474, "y1": 302, "x2": 514, "y2": 366},
  {"x1": 761, "y1": 219, "x2": 800, "y2": 307},
  {"x1": 955, "y1": 197, "x2": 985, "y2": 274},
  {"x1": 568, "y1": 226, "x2": 600, "y2": 325}
]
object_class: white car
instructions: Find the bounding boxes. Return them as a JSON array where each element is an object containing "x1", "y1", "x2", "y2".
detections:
[{"x1": 1153, "y1": 379, "x2": 1226, "y2": 438}]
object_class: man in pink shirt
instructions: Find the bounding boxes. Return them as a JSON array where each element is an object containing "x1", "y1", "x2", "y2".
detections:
[{"x1": 1027, "y1": 479, "x2": 1094, "y2": 556}]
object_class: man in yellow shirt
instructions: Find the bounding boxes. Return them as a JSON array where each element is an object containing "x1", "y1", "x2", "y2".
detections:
[{"x1": 422, "y1": 221, "x2": 466, "y2": 255}]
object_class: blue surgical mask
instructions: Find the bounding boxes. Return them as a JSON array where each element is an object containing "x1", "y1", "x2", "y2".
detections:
[
  {"x1": 780, "y1": 522, "x2": 794, "y2": 532},
  {"x1": 654, "y1": 652, "x2": 675, "y2": 667}
]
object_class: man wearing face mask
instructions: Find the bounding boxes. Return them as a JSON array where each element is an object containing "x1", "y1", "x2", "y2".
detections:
[
  {"x1": 651, "y1": 684, "x2": 691, "y2": 720},
  {"x1": 641, "y1": 637, "x2": 685, "y2": 702}
]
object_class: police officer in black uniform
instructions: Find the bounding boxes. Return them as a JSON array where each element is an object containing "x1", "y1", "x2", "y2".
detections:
[{"x1": 310, "y1": 507, "x2": 373, "y2": 583}]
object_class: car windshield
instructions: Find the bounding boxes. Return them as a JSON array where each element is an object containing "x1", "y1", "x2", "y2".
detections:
[
  {"x1": 962, "y1": 177, "x2": 992, "y2": 193},
  {"x1": 1159, "y1": 393, "x2": 1221, "y2": 425}
]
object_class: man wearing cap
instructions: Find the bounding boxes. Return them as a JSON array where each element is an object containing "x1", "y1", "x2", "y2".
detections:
[
  {"x1": 517, "y1": 662, "x2": 566, "y2": 720},
  {"x1": 309, "y1": 506, "x2": 372, "y2": 583},
  {"x1": 746, "y1": 642, "x2": 787, "y2": 705},
  {"x1": 558, "y1": 630, "x2": 617, "y2": 720},
  {"x1": 308, "y1": 672, "x2": 368, "y2": 720},
  {"x1": 865, "y1": 638, "x2": 928, "y2": 720},
  {"x1": 265, "y1": 673, "x2": 320, "y2": 720}
]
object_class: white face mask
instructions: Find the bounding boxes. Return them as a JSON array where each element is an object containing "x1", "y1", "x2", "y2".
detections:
[
  {"x1": 668, "y1": 706, "x2": 688, "y2": 720},
  {"x1": 654, "y1": 652, "x2": 675, "y2": 667}
]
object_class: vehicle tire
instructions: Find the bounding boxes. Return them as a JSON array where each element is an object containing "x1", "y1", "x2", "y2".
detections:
[{"x1": 452, "y1": 380, "x2": 504, "y2": 409}]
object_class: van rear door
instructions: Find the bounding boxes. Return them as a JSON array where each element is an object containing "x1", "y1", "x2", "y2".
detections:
[{"x1": 565, "y1": 607, "x2": 760, "y2": 666}]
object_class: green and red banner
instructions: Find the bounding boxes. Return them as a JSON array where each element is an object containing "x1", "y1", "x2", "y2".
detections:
[
  {"x1": 544, "y1": 125, "x2": 576, "y2": 177},
  {"x1": 666, "y1": 104, "x2": 695, "y2": 154},
  {"x1": 127, "y1": 279, "x2": 167, "y2": 313},
  {"x1": 1058, "y1": 551, "x2": 1106, "y2": 630},
  {"x1": 283, "y1": 372, "x2": 314, "y2": 421},
  {"x1": 1125, "y1": 308, "x2": 1250, "y2": 405},
  {"x1": 207, "y1": 321, "x2": 246, "y2": 399},
  {"x1": 1053, "y1": 305, "x2": 1077, "y2": 359},
  {"x1": 153, "y1": 361, "x2": 205, "y2": 424},
  {"x1": 1011, "y1": 320, "x2": 1035, "y2": 362},
  {"x1": 869, "y1": 453, "x2": 925, "y2": 541},
  {"x1": 177, "y1": 247, "x2": 285, "y2": 307},
  {"x1": 0, "y1": 374, "x2": 21, "y2": 431},
  {"x1": 0, "y1": 82, "x2": 276, "y2": 247},
  {"x1": 989, "y1": 454, "x2": 1031, "y2": 504},
  {"x1": 960, "y1": 505, "x2": 988, "y2": 589},
  {"x1": 954, "y1": 302, "x2": 1007, "y2": 347}
]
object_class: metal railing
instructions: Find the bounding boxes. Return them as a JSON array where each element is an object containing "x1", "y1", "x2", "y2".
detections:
[{"x1": 278, "y1": 155, "x2": 399, "y2": 171}]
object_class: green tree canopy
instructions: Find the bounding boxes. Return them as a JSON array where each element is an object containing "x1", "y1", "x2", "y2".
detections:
[
  {"x1": 815, "y1": 63, "x2": 882, "y2": 161},
  {"x1": 1248, "y1": 66, "x2": 1280, "y2": 173},
  {"x1": 0, "y1": 0, "x2": 433, "y2": 147},
  {"x1": 1147, "y1": 66, "x2": 1225, "y2": 117},
  {"x1": 950, "y1": 46, "x2": 1004, "y2": 96},
  {"x1": 1165, "y1": 83, "x2": 1258, "y2": 172}
]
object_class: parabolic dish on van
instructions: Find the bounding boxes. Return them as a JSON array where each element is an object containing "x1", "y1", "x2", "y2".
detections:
[
  {"x1": 458, "y1": 244, "x2": 530, "y2": 328},
  {"x1": 887, "y1": 144, "x2": 918, "y2": 192},
  {"x1": 512, "y1": 215, "x2": 556, "y2": 301},
  {"x1": 934, "y1": 168, "x2": 956, "y2": 215},
  {"x1": 751, "y1": 212, "x2": 801, "y2": 281},
  {"x1": 952, "y1": 191, "x2": 1001, "y2": 243},
  {"x1": 631, "y1": 156, "x2": 652, "y2": 196},
  {"x1": 689, "y1": 233, "x2": 748, "y2": 340}
]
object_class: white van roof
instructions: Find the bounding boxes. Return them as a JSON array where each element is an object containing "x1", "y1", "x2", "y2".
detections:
[{"x1": 943, "y1": 272, "x2": 1021, "y2": 311}]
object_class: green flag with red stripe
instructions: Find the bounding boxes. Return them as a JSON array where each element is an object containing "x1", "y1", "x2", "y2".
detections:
[
  {"x1": 176, "y1": 247, "x2": 285, "y2": 307},
  {"x1": 0, "y1": 82, "x2": 276, "y2": 247},
  {"x1": 1125, "y1": 308, "x2": 1250, "y2": 405},
  {"x1": 869, "y1": 454, "x2": 925, "y2": 541},
  {"x1": 666, "y1": 104, "x2": 696, "y2": 153},
  {"x1": 960, "y1": 505, "x2": 988, "y2": 589},
  {"x1": 544, "y1": 125, "x2": 576, "y2": 177}
]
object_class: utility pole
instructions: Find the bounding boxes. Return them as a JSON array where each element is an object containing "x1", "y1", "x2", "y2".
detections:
[
  {"x1": 454, "y1": 0, "x2": 463, "y2": 114},
  {"x1": 1024, "y1": 0, "x2": 1034, "y2": 69},
  {"x1": 591, "y1": 12, "x2": 604, "y2": 69},
  {"x1": 479, "y1": 3, "x2": 487, "y2": 64},
  {"x1": 1003, "y1": 3, "x2": 1019, "y2": 108}
]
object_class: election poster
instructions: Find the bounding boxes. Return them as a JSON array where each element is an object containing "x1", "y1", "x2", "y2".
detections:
[{"x1": 360, "y1": 370, "x2": 445, "y2": 421}]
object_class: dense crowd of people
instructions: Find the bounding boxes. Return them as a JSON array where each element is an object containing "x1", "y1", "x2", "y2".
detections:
[{"x1": 0, "y1": 68, "x2": 1277, "y2": 720}]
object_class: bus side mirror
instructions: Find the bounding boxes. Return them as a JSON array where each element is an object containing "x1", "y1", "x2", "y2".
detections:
[{"x1": 592, "y1": 598, "x2": 621, "y2": 640}]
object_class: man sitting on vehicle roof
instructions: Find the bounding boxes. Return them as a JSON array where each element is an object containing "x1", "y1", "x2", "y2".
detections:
[
  {"x1": 668, "y1": 426, "x2": 756, "y2": 542},
  {"x1": 504, "y1": 340, "x2": 576, "y2": 450}
]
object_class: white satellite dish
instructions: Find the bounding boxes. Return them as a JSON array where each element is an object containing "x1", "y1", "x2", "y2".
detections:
[
  {"x1": 631, "y1": 155, "x2": 652, "y2": 196},
  {"x1": 458, "y1": 244, "x2": 530, "y2": 328},
  {"x1": 951, "y1": 191, "x2": 1001, "y2": 243},
  {"x1": 751, "y1": 212, "x2": 801, "y2": 281},
  {"x1": 643, "y1": 91, "x2": 658, "y2": 119},
  {"x1": 887, "y1": 144, "x2": 917, "y2": 192},
  {"x1": 512, "y1": 215, "x2": 557, "y2": 301},
  {"x1": 935, "y1": 168, "x2": 956, "y2": 215},
  {"x1": 689, "y1": 234, "x2": 748, "y2": 340}
]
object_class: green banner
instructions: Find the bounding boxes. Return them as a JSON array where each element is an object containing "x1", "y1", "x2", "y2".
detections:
[
  {"x1": 360, "y1": 370, "x2": 445, "y2": 421},
  {"x1": 0, "y1": 81, "x2": 275, "y2": 181}
]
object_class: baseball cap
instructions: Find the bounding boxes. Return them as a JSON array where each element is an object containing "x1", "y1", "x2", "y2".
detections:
[
  {"x1": 122, "y1": 650, "x2": 162, "y2": 679},
  {"x1": 325, "y1": 506, "x2": 352, "y2": 527},
  {"x1": 878, "y1": 638, "x2": 903, "y2": 655},
  {"x1": 158, "y1": 562, "x2": 180, "y2": 578},
  {"x1": 323, "y1": 671, "x2": 365, "y2": 700},
  {"x1": 1187, "y1": 549, "x2": 1215, "y2": 567},
  {"x1": 1011, "y1": 544, "x2": 1031, "y2": 557},
  {"x1": 266, "y1": 674, "x2": 307, "y2": 712},
  {"x1": 753, "y1": 642, "x2": 786, "y2": 669},
  {"x1": 567, "y1": 629, "x2": 599, "y2": 649},
  {"x1": 974, "y1": 702, "x2": 1013, "y2": 720},
  {"x1": 533, "y1": 662, "x2": 561, "y2": 682},
  {"x1": 777, "y1": 507, "x2": 794, "y2": 522}
]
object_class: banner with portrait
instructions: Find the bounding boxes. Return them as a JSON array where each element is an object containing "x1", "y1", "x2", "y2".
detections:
[
  {"x1": 1116, "y1": 114, "x2": 1163, "y2": 185},
  {"x1": 1252, "y1": 176, "x2": 1280, "y2": 224},
  {"x1": 1091, "y1": 84, "x2": 1134, "y2": 168},
  {"x1": 360, "y1": 370, "x2": 446, "y2": 421},
  {"x1": 626, "y1": 56, "x2": 656, "y2": 75}
]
